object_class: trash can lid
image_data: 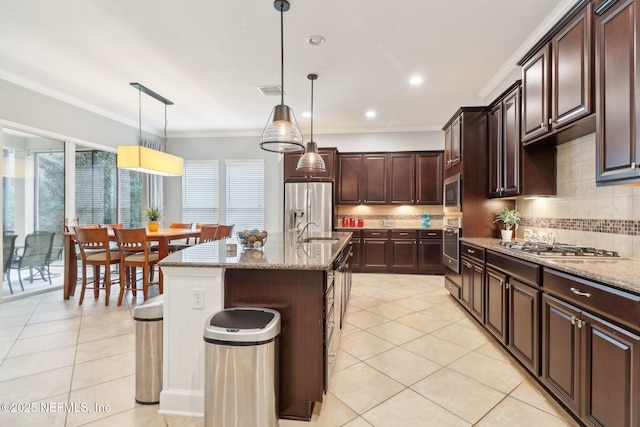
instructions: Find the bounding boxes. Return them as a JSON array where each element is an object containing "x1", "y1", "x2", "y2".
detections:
[
  {"x1": 203, "y1": 307, "x2": 280, "y2": 343},
  {"x1": 133, "y1": 294, "x2": 164, "y2": 320}
]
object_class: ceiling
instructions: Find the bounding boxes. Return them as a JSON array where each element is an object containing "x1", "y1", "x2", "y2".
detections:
[{"x1": 0, "y1": 0, "x2": 576, "y2": 139}]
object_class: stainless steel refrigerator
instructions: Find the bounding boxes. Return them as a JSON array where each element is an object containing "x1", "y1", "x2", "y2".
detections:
[{"x1": 284, "y1": 182, "x2": 333, "y2": 232}]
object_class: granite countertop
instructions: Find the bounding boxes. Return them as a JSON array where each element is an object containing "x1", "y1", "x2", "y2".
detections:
[
  {"x1": 159, "y1": 231, "x2": 352, "y2": 271},
  {"x1": 461, "y1": 237, "x2": 640, "y2": 295}
]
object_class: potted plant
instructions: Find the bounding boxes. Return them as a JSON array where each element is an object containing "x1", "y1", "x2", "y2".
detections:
[
  {"x1": 143, "y1": 206, "x2": 163, "y2": 232},
  {"x1": 494, "y1": 207, "x2": 521, "y2": 241}
]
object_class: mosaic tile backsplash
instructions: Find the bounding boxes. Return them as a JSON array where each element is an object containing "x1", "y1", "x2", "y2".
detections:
[
  {"x1": 336, "y1": 205, "x2": 444, "y2": 229},
  {"x1": 516, "y1": 133, "x2": 640, "y2": 258}
]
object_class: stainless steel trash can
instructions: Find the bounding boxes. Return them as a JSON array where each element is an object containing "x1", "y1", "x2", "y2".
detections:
[
  {"x1": 203, "y1": 307, "x2": 281, "y2": 427},
  {"x1": 133, "y1": 294, "x2": 163, "y2": 404}
]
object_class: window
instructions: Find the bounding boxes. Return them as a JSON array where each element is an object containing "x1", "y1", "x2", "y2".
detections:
[
  {"x1": 182, "y1": 161, "x2": 219, "y2": 224},
  {"x1": 226, "y1": 160, "x2": 264, "y2": 232}
]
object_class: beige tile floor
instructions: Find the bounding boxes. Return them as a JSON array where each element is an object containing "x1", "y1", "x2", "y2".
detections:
[{"x1": 0, "y1": 273, "x2": 579, "y2": 427}]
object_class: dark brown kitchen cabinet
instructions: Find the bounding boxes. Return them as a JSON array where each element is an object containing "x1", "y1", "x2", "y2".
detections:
[
  {"x1": 460, "y1": 243, "x2": 485, "y2": 322},
  {"x1": 348, "y1": 230, "x2": 362, "y2": 269},
  {"x1": 389, "y1": 230, "x2": 417, "y2": 270},
  {"x1": 362, "y1": 230, "x2": 388, "y2": 269},
  {"x1": 489, "y1": 82, "x2": 556, "y2": 198},
  {"x1": 485, "y1": 267, "x2": 508, "y2": 345},
  {"x1": 508, "y1": 278, "x2": 540, "y2": 375},
  {"x1": 362, "y1": 154, "x2": 387, "y2": 204},
  {"x1": 444, "y1": 114, "x2": 462, "y2": 170},
  {"x1": 594, "y1": 0, "x2": 640, "y2": 185},
  {"x1": 542, "y1": 293, "x2": 640, "y2": 427},
  {"x1": 284, "y1": 148, "x2": 336, "y2": 182},
  {"x1": 519, "y1": 0, "x2": 593, "y2": 145},
  {"x1": 415, "y1": 152, "x2": 443, "y2": 204},
  {"x1": 418, "y1": 230, "x2": 443, "y2": 274},
  {"x1": 337, "y1": 154, "x2": 362, "y2": 204},
  {"x1": 388, "y1": 153, "x2": 415, "y2": 204}
]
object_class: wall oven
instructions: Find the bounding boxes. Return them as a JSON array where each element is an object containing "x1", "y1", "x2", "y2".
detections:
[
  {"x1": 443, "y1": 173, "x2": 462, "y2": 213},
  {"x1": 443, "y1": 215, "x2": 462, "y2": 273}
]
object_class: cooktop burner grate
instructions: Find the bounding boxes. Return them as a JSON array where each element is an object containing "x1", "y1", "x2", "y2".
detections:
[{"x1": 499, "y1": 241, "x2": 620, "y2": 258}]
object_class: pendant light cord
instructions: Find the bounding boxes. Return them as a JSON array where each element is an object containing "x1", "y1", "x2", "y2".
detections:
[
  {"x1": 310, "y1": 78, "x2": 314, "y2": 140},
  {"x1": 280, "y1": 3, "x2": 285, "y2": 106},
  {"x1": 164, "y1": 104, "x2": 168, "y2": 144}
]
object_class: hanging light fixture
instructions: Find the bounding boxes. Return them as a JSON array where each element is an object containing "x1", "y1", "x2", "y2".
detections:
[
  {"x1": 117, "y1": 83, "x2": 184, "y2": 176},
  {"x1": 296, "y1": 73, "x2": 326, "y2": 172},
  {"x1": 259, "y1": 0, "x2": 304, "y2": 153}
]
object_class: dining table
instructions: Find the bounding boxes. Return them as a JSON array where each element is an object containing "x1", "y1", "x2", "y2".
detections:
[{"x1": 63, "y1": 227, "x2": 201, "y2": 299}]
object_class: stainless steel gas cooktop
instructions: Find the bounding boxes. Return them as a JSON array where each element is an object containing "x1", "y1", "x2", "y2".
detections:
[{"x1": 499, "y1": 241, "x2": 620, "y2": 258}]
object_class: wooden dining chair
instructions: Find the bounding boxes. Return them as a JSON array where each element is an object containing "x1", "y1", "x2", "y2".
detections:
[
  {"x1": 114, "y1": 228, "x2": 162, "y2": 305},
  {"x1": 167, "y1": 222, "x2": 194, "y2": 252},
  {"x1": 75, "y1": 227, "x2": 120, "y2": 306},
  {"x1": 199, "y1": 225, "x2": 220, "y2": 243},
  {"x1": 215, "y1": 224, "x2": 235, "y2": 240}
]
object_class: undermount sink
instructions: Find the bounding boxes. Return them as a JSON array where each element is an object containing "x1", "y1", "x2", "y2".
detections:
[{"x1": 300, "y1": 237, "x2": 339, "y2": 244}]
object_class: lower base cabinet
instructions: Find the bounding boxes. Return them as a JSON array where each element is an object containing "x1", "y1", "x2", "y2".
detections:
[
  {"x1": 542, "y1": 293, "x2": 640, "y2": 427},
  {"x1": 508, "y1": 278, "x2": 540, "y2": 375}
]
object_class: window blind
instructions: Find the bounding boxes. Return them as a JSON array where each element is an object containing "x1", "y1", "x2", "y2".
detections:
[
  {"x1": 182, "y1": 161, "x2": 219, "y2": 224},
  {"x1": 225, "y1": 160, "x2": 264, "y2": 232}
]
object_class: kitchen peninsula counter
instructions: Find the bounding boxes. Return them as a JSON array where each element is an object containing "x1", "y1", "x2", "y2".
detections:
[
  {"x1": 461, "y1": 237, "x2": 640, "y2": 294},
  {"x1": 158, "y1": 231, "x2": 352, "y2": 421}
]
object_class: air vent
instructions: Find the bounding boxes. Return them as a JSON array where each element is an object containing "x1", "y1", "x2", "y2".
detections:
[{"x1": 256, "y1": 85, "x2": 283, "y2": 97}]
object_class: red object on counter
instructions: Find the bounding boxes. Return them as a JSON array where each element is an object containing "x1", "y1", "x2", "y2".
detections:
[
  {"x1": 349, "y1": 217, "x2": 356, "y2": 227},
  {"x1": 357, "y1": 218, "x2": 364, "y2": 227},
  {"x1": 341, "y1": 216, "x2": 348, "y2": 227}
]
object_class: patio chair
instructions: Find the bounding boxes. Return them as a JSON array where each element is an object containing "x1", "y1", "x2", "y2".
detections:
[
  {"x1": 9, "y1": 231, "x2": 55, "y2": 289},
  {"x1": 3, "y1": 234, "x2": 18, "y2": 294}
]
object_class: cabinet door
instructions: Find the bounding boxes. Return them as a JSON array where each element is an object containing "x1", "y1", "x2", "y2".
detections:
[
  {"x1": 595, "y1": 0, "x2": 640, "y2": 184},
  {"x1": 350, "y1": 238, "x2": 362, "y2": 270},
  {"x1": 469, "y1": 260, "x2": 484, "y2": 323},
  {"x1": 582, "y1": 311, "x2": 640, "y2": 427},
  {"x1": 416, "y1": 152, "x2": 443, "y2": 204},
  {"x1": 542, "y1": 294, "x2": 581, "y2": 414},
  {"x1": 390, "y1": 238, "x2": 417, "y2": 270},
  {"x1": 337, "y1": 154, "x2": 362, "y2": 204},
  {"x1": 362, "y1": 239, "x2": 388, "y2": 268},
  {"x1": 444, "y1": 115, "x2": 462, "y2": 169},
  {"x1": 460, "y1": 258, "x2": 474, "y2": 309},
  {"x1": 508, "y1": 278, "x2": 540, "y2": 374},
  {"x1": 418, "y1": 238, "x2": 443, "y2": 273},
  {"x1": 388, "y1": 153, "x2": 415, "y2": 204},
  {"x1": 502, "y1": 87, "x2": 521, "y2": 196},
  {"x1": 485, "y1": 268, "x2": 508, "y2": 345},
  {"x1": 521, "y1": 45, "x2": 550, "y2": 143},
  {"x1": 284, "y1": 150, "x2": 335, "y2": 182},
  {"x1": 362, "y1": 154, "x2": 387, "y2": 204},
  {"x1": 551, "y1": 3, "x2": 592, "y2": 130},
  {"x1": 488, "y1": 103, "x2": 503, "y2": 198}
]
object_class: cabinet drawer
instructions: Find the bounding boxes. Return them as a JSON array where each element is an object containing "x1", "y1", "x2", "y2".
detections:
[
  {"x1": 445, "y1": 278, "x2": 460, "y2": 299},
  {"x1": 419, "y1": 229, "x2": 442, "y2": 239},
  {"x1": 461, "y1": 243, "x2": 485, "y2": 263},
  {"x1": 363, "y1": 230, "x2": 389, "y2": 238},
  {"x1": 543, "y1": 269, "x2": 640, "y2": 332},
  {"x1": 390, "y1": 230, "x2": 417, "y2": 239},
  {"x1": 486, "y1": 250, "x2": 541, "y2": 286}
]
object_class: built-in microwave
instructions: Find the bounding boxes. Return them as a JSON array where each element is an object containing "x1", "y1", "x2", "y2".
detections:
[{"x1": 443, "y1": 173, "x2": 462, "y2": 213}]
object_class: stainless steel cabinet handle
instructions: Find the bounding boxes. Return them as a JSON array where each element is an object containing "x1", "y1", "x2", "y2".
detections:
[
  {"x1": 540, "y1": 123, "x2": 545, "y2": 129},
  {"x1": 467, "y1": 249, "x2": 475, "y2": 254},
  {"x1": 570, "y1": 316, "x2": 576, "y2": 325},
  {"x1": 577, "y1": 319, "x2": 585, "y2": 328},
  {"x1": 399, "y1": 232, "x2": 408, "y2": 236},
  {"x1": 548, "y1": 117, "x2": 553, "y2": 125},
  {"x1": 427, "y1": 232, "x2": 436, "y2": 236},
  {"x1": 505, "y1": 283, "x2": 509, "y2": 289},
  {"x1": 570, "y1": 287, "x2": 591, "y2": 298},
  {"x1": 632, "y1": 162, "x2": 637, "y2": 169}
]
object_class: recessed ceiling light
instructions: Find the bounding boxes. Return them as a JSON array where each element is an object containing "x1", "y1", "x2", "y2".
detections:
[
  {"x1": 307, "y1": 35, "x2": 326, "y2": 46},
  {"x1": 366, "y1": 110, "x2": 376, "y2": 118},
  {"x1": 409, "y1": 76, "x2": 423, "y2": 85},
  {"x1": 301, "y1": 111, "x2": 311, "y2": 118}
]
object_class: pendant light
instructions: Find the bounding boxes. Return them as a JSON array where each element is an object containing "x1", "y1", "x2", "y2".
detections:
[
  {"x1": 117, "y1": 83, "x2": 184, "y2": 176},
  {"x1": 259, "y1": 0, "x2": 304, "y2": 153},
  {"x1": 296, "y1": 73, "x2": 326, "y2": 172}
]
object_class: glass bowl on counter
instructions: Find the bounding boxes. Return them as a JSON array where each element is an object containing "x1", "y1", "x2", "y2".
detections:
[{"x1": 237, "y1": 229, "x2": 268, "y2": 250}]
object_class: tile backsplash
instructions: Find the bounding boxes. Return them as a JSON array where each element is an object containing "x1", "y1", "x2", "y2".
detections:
[
  {"x1": 336, "y1": 205, "x2": 443, "y2": 229},
  {"x1": 516, "y1": 133, "x2": 640, "y2": 258}
]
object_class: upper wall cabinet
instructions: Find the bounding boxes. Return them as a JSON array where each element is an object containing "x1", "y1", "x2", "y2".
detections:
[
  {"x1": 520, "y1": 0, "x2": 594, "y2": 145},
  {"x1": 337, "y1": 151, "x2": 443, "y2": 205},
  {"x1": 442, "y1": 107, "x2": 486, "y2": 179},
  {"x1": 594, "y1": 0, "x2": 640, "y2": 185},
  {"x1": 284, "y1": 148, "x2": 336, "y2": 182},
  {"x1": 444, "y1": 114, "x2": 462, "y2": 170},
  {"x1": 488, "y1": 82, "x2": 556, "y2": 198}
]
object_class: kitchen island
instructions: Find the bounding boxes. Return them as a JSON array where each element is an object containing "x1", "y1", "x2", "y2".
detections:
[{"x1": 157, "y1": 231, "x2": 352, "y2": 421}]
